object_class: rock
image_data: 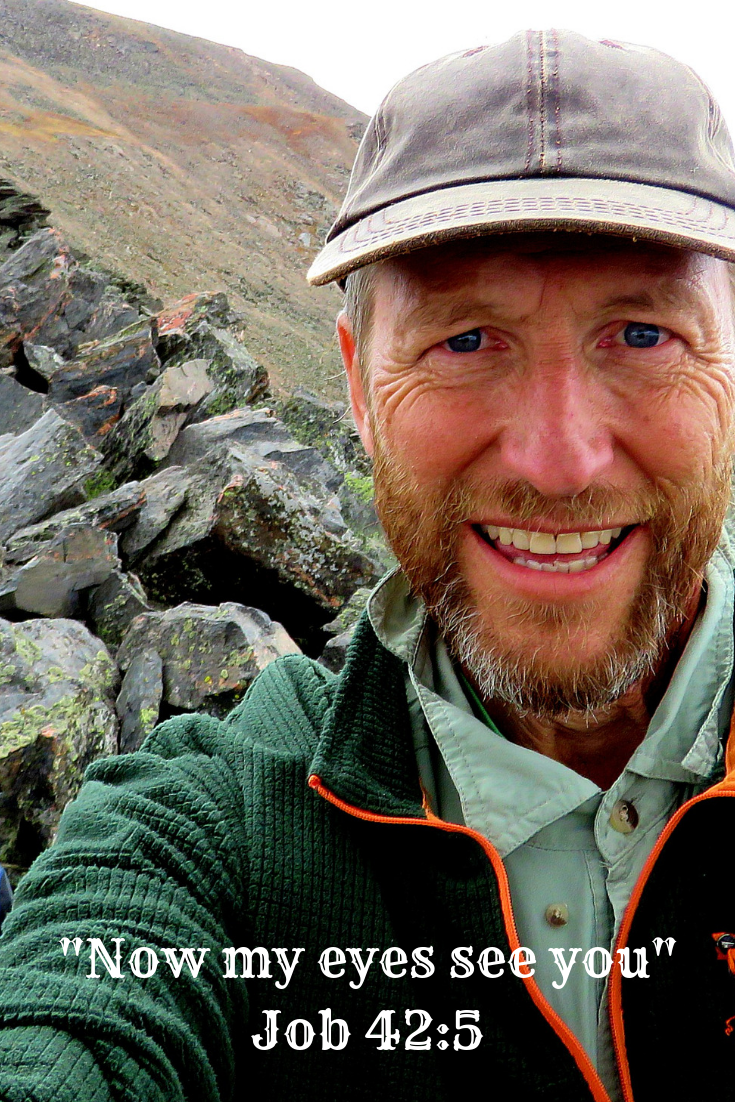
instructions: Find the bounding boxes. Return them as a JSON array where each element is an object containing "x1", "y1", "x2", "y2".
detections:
[
  {"x1": 23, "y1": 342, "x2": 65, "y2": 385},
  {"x1": 100, "y1": 359, "x2": 214, "y2": 481},
  {"x1": 115, "y1": 647, "x2": 163, "y2": 754},
  {"x1": 318, "y1": 630, "x2": 355, "y2": 673},
  {"x1": 157, "y1": 296, "x2": 268, "y2": 417},
  {"x1": 0, "y1": 229, "x2": 75, "y2": 368},
  {"x1": 117, "y1": 601, "x2": 300, "y2": 716},
  {"x1": 0, "y1": 409, "x2": 102, "y2": 544},
  {"x1": 136, "y1": 444, "x2": 378, "y2": 621},
  {"x1": 214, "y1": 452, "x2": 379, "y2": 611},
  {"x1": 157, "y1": 291, "x2": 235, "y2": 342},
  {"x1": 0, "y1": 180, "x2": 50, "y2": 251},
  {"x1": 164, "y1": 408, "x2": 341, "y2": 493},
  {"x1": 0, "y1": 527, "x2": 119, "y2": 617},
  {"x1": 120, "y1": 466, "x2": 192, "y2": 562},
  {"x1": 276, "y1": 387, "x2": 371, "y2": 478},
  {"x1": 4, "y1": 481, "x2": 145, "y2": 565},
  {"x1": 31, "y1": 266, "x2": 109, "y2": 359},
  {"x1": 78, "y1": 285, "x2": 141, "y2": 345},
  {"x1": 88, "y1": 569, "x2": 152, "y2": 650},
  {"x1": 0, "y1": 617, "x2": 118, "y2": 869},
  {"x1": 46, "y1": 317, "x2": 160, "y2": 405},
  {"x1": 0, "y1": 373, "x2": 45, "y2": 434},
  {"x1": 318, "y1": 587, "x2": 371, "y2": 673},
  {"x1": 58, "y1": 384, "x2": 122, "y2": 439}
]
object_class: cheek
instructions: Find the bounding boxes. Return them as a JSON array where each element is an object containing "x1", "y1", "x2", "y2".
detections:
[
  {"x1": 623, "y1": 376, "x2": 735, "y2": 484},
  {"x1": 372, "y1": 371, "x2": 504, "y2": 480}
]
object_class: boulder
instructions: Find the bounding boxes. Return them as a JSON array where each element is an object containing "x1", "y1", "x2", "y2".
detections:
[
  {"x1": 156, "y1": 294, "x2": 268, "y2": 417},
  {"x1": 0, "y1": 372, "x2": 45, "y2": 434},
  {"x1": 117, "y1": 601, "x2": 300, "y2": 716},
  {"x1": 318, "y1": 587, "x2": 371, "y2": 673},
  {"x1": 0, "y1": 617, "x2": 118, "y2": 869},
  {"x1": 88, "y1": 569, "x2": 152, "y2": 650},
  {"x1": 100, "y1": 359, "x2": 214, "y2": 481},
  {"x1": 120, "y1": 466, "x2": 192, "y2": 562},
  {"x1": 0, "y1": 409, "x2": 102, "y2": 544},
  {"x1": 0, "y1": 229, "x2": 75, "y2": 368},
  {"x1": 4, "y1": 481, "x2": 145, "y2": 565},
  {"x1": 136, "y1": 444, "x2": 379, "y2": 626},
  {"x1": 164, "y1": 407, "x2": 341, "y2": 492},
  {"x1": 57, "y1": 385, "x2": 122, "y2": 440},
  {"x1": 0, "y1": 527, "x2": 119, "y2": 617},
  {"x1": 214, "y1": 453, "x2": 377, "y2": 609},
  {"x1": 115, "y1": 647, "x2": 163, "y2": 753},
  {"x1": 46, "y1": 317, "x2": 160, "y2": 406}
]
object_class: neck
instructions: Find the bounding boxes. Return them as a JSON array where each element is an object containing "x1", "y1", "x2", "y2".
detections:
[{"x1": 478, "y1": 586, "x2": 705, "y2": 790}]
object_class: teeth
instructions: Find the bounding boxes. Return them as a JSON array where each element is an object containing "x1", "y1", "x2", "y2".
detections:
[
  {"x1": 556, "y1": 532, "x2": 583, "y2": 554},
  {"x1": 483, "y1": 525, "x2": 624, "y2": 554},
  {"x1": 511, "y1": 555, "x2": 605, "y2": 574},
  {"x1": 529, "y1": 532, "x2": 556, "y2": 554}
]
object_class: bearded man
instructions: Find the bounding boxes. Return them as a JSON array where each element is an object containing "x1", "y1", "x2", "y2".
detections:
[{"x1": 1, "y1": 28, "x2": 735, "y2": 1102}]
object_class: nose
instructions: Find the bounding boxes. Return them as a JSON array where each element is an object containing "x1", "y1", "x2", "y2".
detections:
[{"x1": 498, "y1": 352, "x2": 615, "y2": 497}]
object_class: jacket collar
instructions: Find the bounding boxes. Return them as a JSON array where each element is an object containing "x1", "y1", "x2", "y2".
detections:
[{"x1": 308, "y1": 602, "x2": 425, "y2": 817}]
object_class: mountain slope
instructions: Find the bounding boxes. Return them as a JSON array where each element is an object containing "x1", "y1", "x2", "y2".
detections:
[{"x1": 0, "y1": 0, "x2": 366, "y2": 397}]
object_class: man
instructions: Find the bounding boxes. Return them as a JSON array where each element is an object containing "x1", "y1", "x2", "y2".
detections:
[{"x1": 0, "y1": 28, "x2": 735, "y2": 1102}]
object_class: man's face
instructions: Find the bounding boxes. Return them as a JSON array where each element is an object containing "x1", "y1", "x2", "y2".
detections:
[{"x1": 340, "y1": 236, "x2": 735, "y2": 718}]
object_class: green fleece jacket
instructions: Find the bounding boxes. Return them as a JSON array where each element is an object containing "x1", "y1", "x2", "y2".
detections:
[{"x1": 0, "y1": 611, "x2": 734, "y2": 1102}]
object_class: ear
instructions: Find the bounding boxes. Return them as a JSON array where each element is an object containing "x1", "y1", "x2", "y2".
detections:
[{"x1": 337, "y1": 311, "x2": 374, "y2": 456}]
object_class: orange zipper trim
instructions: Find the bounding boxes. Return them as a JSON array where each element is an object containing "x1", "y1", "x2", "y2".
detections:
[
  {"x1": 308, "y1": 773, "x2": 612, "y2": 1102},
  {"x1": 608, "y1": 771, "x2": 735, "y2": 1102}
]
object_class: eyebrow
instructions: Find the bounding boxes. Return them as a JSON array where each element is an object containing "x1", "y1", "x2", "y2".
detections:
[
  {"x1": 400, "y1": 294, "x2": 501, "y2": 333},
  {"x1": 400, "y1": 285, "x2": 695, "y2": 334}
]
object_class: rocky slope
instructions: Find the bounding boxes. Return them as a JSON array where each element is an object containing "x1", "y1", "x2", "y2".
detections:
[
  {"x1": 0, "y1": 181, "x2": 386, "y2": 884},
  {"x1": 0, "y1": 0, "x2": 366, "y2": 399}
]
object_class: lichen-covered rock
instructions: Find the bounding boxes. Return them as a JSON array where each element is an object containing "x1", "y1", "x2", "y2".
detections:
[
  {"x1": 215, "y1": 453, "x2": 379, "y2": 611},
  {"x1": 4, "y1": 480, "x2": 145, "y2": 565},
  {"x1": 137, "y1": 444, "x2": 379, "y2": 620},
  {"x1": 276, "y1": 387, "x2": 372, "y2": 478},
  {"x1": 318, "y1": 587, "x2": 372, "y2": 673},
  {"x1": 117, "y1": 601, "x2": 300, "y2": 716},
  {"x1": 88, "y1": 569, "x2": 152, "y2": 650},
  {"x1": 0, "y1": 409, "x2": 102, "y2": 544},
  {"x1": 164, "y1": 407, "x2": 341, "y2": 492},
  {"x1": 100, "y1": 359, "x2": 214, "y2": 482},
  {"x1": 0, "y1": 527, "x2": 119, "y2": 617},
  {"x1": 120, "y1": 466, "x2": 192, "y2": 562},
  {"x1": 115, "y1": 647, "x2": 162, "y2": 754},
  {"x1": 0, "y1": 617, "x2": 119, "y2": 869},
  {"x1": 157, "y1": 294, "x2": 268, "y2": 418}
]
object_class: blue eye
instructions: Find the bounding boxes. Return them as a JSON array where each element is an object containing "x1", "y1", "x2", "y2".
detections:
[
  {"x1": 446, "y1": 329, "x2": 482, "y2": 353},
  {"x1": 622, "y1": 322, "x2": 665, "y2": 348}
]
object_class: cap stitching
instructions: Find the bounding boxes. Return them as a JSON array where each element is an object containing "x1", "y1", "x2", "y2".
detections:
[
  {"x1": 524, "y1": 30, "x2": 535, "y2": 173},
  {"x1": 538, "y1": 30, "x2": 548, "y2": 172},
  {"x1": 551, "y1": 28, "x2": 563, "y2": 173}
]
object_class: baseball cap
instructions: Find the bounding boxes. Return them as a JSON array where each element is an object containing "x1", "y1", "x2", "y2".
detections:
[{"x1": 307, "y1": 30, "x2": 735, "y2": 286}]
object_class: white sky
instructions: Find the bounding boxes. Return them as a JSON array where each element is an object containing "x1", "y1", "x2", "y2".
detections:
[{"x1": 83, "y1": 0, "x2": 735, "y2": 128}]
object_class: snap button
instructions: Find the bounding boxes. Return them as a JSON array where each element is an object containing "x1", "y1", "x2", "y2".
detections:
[
  {"x1": 545, "y1": 903, "x2": 569, "y2": 927},
  {"x1": 610, "y1": 799, "x2": 639, "y2": 834}
]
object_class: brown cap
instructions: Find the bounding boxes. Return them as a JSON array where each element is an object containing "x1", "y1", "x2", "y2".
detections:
[{"x1": 308, "y1": 30, "x2": 735, "y2": 286}]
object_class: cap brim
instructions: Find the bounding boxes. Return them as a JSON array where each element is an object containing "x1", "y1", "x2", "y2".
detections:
[{"x1": 307, "y1": 177, "x2": 735, "y2": 286}]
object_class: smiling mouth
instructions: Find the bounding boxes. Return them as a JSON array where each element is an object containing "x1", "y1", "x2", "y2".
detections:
[{"x1": 476, "y1": 523, "x2": 635, "y2": 573}]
